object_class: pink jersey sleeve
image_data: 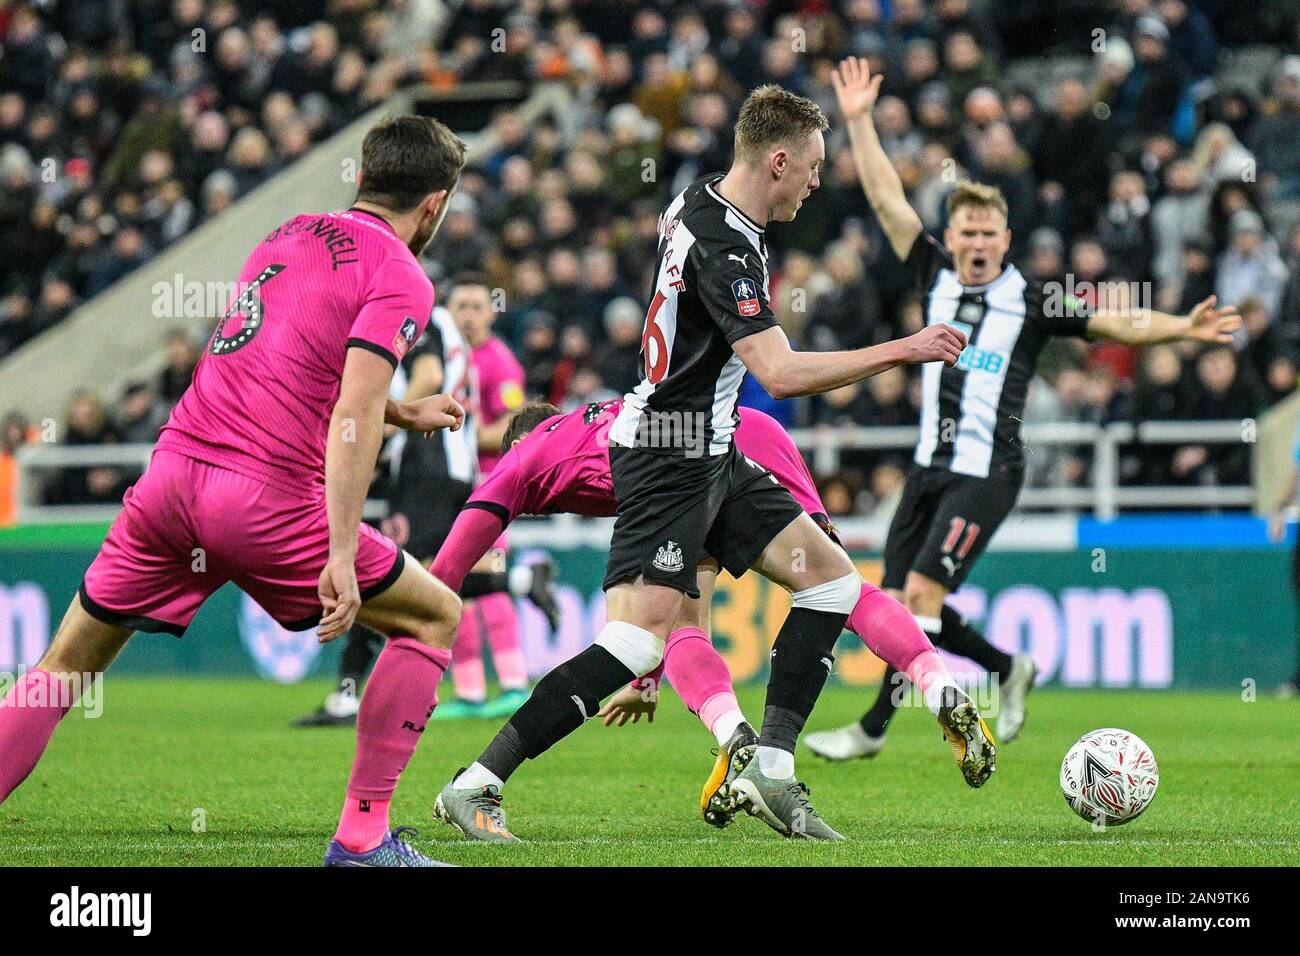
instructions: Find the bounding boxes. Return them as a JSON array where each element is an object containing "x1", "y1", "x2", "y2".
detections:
[
  {"x1": 429, "y1": 507, "x2": 506, "y2": 592},
  {"x1": 347, "y1": 255, "x2": 434, "y2": 367},
  {"x1": 428, "y1": 450, "x2": 528, "y2": 591},
  {"x1": 734, "y1": 407, "x2": 828, "y2": 518}
]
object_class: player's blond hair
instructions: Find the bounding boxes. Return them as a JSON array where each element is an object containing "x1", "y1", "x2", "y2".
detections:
[
  {"x1": 946, "y1": 180, "x2": 1009, "y2": 223},
  {"x1": 734, "y1": 85, "x2": 829, "y2": 161}
]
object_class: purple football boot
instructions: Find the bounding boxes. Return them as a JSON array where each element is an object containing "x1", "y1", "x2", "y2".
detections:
[{"x1": 324, "y1": 827, "x2": 454, "y2": 867}]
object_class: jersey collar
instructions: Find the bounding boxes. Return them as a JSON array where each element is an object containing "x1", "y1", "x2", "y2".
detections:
[
  {"x1": 705, "y1": 178, "x2": 765, "y2": 235},
  {"x1": 344, "y1": 206, "x2": 398, "y2": 235},
  {"x1": 957, "y1": 262, "x2": 1017, "y2": 295}
]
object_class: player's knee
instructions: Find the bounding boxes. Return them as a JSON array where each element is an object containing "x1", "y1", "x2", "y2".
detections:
[
  {"x1": 904, "y1": 580, "x2": 943, "y2": 617},
  {"x1": 594, "y1": 620, "x2": 665, "y2": 675},
  {"x1": 438, "y1": 588, "x2": 463, "y2": 628},
  {"x1": 791, "y1": 570, "x2": 862, "y2": 615}
]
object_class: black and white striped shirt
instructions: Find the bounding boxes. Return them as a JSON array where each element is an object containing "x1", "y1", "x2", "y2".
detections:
[
  {"x1": 908, "y1": 233, "x2": 1092, "y2": 477},
  {"x1": 610, "y1": 174, "x2": 780, "y2": 457}
]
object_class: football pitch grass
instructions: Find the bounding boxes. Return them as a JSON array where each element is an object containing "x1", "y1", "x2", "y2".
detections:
[{"x1": 2, "y1": 678, "x2": 1296, "y2": 867}]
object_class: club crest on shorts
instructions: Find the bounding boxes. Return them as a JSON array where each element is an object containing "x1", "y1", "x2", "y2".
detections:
[
  {"x1": 652, "y1": 540, "x2": 684, "y2": 573},
  {"x1": 731, "y1": 278, "x2": 760, "y2": 317},
  {"x1": 392, "y1": 316, "x2": 419, "y2": 358}
]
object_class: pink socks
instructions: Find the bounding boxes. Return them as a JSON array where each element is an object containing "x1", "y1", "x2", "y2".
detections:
[
  {"x1": 479, "y1": 593, "x2": 527, "y2": 690},
  {"x1": 847, "y1": 582, "x2": 957, "y2": 715},
  {"x1": 0, "y1": 669, "x2": 74, "y2": 805},
  {"x1": 335, "y1": 637, "x2": 450, "y2": 852},
  {"x1": 846, "y1": 582, "x2": 933, "y2": 673},
  {"x1": 450, "y1": 594, "x2": 527, "y2": 702},
  {"x1": 660, "y1": 627, "x2": 744, "y2": 744},
  {"x1": 450, "y1": 609, "x2": 487, "y2": 703}
]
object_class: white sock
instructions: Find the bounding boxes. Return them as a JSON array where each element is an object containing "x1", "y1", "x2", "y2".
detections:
[
  {"x1": 324, "y1": 691, "x2": 360, "y2": 718},
  {"x1": 922, "y1": 676, "x2": 959, "y2": 718},
  {"x1": 757, "y1": 745, "x2": 795, "y2": 779},
  {"x1": 454, "y1": 761, "x2": 504, "y2": 791},
  {"x1": 712, "y1": 708, "x2": 745, "y2": 747}
]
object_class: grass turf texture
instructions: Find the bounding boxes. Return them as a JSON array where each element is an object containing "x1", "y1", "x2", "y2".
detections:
[{"x1": 3, "y1": 678, "x2": 1296, "y2": 866}]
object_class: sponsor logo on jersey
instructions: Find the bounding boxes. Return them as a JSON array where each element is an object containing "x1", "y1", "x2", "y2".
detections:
[
  {"x1": 652, "y1": 540, "x2": 685, "y2": 573},
  {"x1": 732, "y1": 278, "x2": 760, "y2": 316},
  {"x1": 393, "y1": 316, "x2": 419, "y2": 357}
]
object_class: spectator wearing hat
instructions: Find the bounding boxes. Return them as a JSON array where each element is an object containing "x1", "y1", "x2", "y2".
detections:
[
  {"x1": 596, "y1": 298, "x2": 644, "y2": 396},
  {"x1": 1216, "y1": 208, "x2": 1288, "y2": 320},
  {"x1": 1104, "y1": 16, "x2": 1190, "y2": 144},
  {"x1": 1026, "y1": 227, "x2": 1066, "y2": 286}
]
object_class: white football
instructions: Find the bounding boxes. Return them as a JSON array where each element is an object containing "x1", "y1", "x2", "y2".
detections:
[{"x1": 1059, "y1": 728, "x2": 1159, "y2": 826}]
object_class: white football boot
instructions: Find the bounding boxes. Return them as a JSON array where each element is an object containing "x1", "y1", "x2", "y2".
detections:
[
  {"x1": 803, "y1": 722, "x2": 886, "y2": 761},
  {"x1": 995, "y1": 653, "x2": 1037, "y2": 742}
]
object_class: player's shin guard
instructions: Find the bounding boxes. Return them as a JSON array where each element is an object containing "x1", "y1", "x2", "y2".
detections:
[
  {"x1": 661, "y1": 627, "x2": 742, "y2": 742},
  {"x1": 936, "y1": 604, "x2": 1012, "y2": 680},
  {"x1": 0, "y1": 669, "x2": 74, "y2": 804},
  {"x1": 760, "y1": 577, "x2": 854, "y2": 766},
  {"x1": 847, "y1": 582, "x2": 934, "y2": 671},
  {"x1": 450, "y1": 607, "x2": 487, "y2": 703},
  {"x1": 846, "y1": 585, "x2": 958, "y2": 719},
  {"x1": 336, "y1": 638, "x2": 450, "y2": 851},
  {"x1": 480, "y1": 639, "x2": 641, "y2": 782}
]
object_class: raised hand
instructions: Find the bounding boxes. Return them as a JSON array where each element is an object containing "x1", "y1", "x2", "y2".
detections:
[{"x1": 831, "y1": 56, "x2": 884, "y2": 121}]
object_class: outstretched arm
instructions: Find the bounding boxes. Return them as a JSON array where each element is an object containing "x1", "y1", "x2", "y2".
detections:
[
  {"x1": 832, "y1": 56, "x2": 924, "y2": 261},
  {"x1": 732, "y1": 323, "x2": 965, "y2": 400},
  {"x1": 1087, "y1": 295, "x2": 1241, "y2": 346}
]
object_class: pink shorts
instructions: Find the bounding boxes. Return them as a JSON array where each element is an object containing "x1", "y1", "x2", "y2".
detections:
[{"x1": 80, "y1": 450, "x2": 404, "y2": 635}]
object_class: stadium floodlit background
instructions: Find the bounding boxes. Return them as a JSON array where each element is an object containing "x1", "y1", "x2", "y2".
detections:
[{"x1": 0, "y1": 0, "x2": 1297, "y2": 866}]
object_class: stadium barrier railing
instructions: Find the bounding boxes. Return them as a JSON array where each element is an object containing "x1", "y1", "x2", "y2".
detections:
[{"x1": 14, "y1": 419, "x2": 1257, "y2": 525}]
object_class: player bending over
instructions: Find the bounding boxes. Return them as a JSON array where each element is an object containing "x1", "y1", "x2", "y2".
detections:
[
  {"x1": 0, "y1": 116, "x2": 471, "y2": 867},
  {"x1": 805, "y1": 57, "x2": 1242, "y2": 760},
  {"x1": 425, "y1": 398, "x2": 987, "y2": 838},
  {"x1": 430, "y1": 84, "x2": 981, "y2": 843}
]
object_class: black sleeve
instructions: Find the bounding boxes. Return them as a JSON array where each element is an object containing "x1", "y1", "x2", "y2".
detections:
[
  {"x1": 692, "y1": 242, "x2": 780, "y2": 344},
  {"x1": 903, "y1": 231, "x2": 952, "y2": 291},
  {"x1": 1027, "y1": 278, "x2": 1093, "y2": 338},
  {"x1": 405, "y1": 319, "x2": 445, "y2": 369}
]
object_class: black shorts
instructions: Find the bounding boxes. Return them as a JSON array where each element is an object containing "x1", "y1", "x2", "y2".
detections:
[
  {"x1": 389, "y1": 476, "x2": 474, "y2": 562},
  {"x1": 605, "y1": 443, "x2": 804, "y2": 597},
  {"x1": 881, "y1": 463, "x2": 1023, "y2": 592}
]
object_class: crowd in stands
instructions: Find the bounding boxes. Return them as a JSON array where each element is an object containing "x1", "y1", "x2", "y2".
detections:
[{"x1": 4, "y1": 0, "x2": 1300, "y2": 521}]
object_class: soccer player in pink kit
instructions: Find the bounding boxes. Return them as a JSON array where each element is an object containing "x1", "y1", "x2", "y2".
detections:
[
  {"x1": 442, "y1": 274, "x2": 531, "y2": 719},
  {"x1": 428, "y1": 398, "x2": 973, "y2": 837},
  {"x1": 0, "y1": 116, "x2": 470, "y2": 867}
]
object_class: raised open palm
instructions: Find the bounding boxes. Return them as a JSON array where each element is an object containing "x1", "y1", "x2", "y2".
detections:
[{"x1": 831, "y1": 56, "x2": 884, "y2": 120}]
